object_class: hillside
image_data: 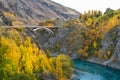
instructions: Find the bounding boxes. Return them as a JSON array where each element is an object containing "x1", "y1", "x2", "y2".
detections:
[{"x1": 0, "y1": 0, "x2": 79, "y2": 25}]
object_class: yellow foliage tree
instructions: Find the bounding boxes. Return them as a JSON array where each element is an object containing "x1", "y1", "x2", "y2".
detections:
[
  {"x1": 93, "y1": 41, "x2": 97, "y2": 48},
  {"x1": 86, "y1": 18, "x2": 93, "y2": 26},
  {"x1": 0, "y1": 28, "x2": 72, "y2": 80}
]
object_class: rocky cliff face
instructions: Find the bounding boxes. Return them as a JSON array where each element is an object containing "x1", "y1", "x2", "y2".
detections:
[
  {"x1": 101, "y1": 26, "x2": 120, "y2": 69},
  {"x1": 23, "y1": 27, "x2": 70, "y2": 55},
  {"x1": 21, "y1": 25, "x2": 120, "y2": 69},
  {"x1": 0, "y1": 10, "x2": 12, "y2": 25},
  {"x1": 0, "y1": 0, "x2": 79, "y2": 25},
  {"x1": 88, "y1": 26, "x2": 120, "y2": 69}
]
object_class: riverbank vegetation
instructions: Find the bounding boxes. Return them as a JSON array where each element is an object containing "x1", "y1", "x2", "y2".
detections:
[
  {"x1": 67, "y1": 8, "x2": 120, "y2": 60},
  {"x1": 0, "y1": 28, "x2": 73, "y2": 80}
]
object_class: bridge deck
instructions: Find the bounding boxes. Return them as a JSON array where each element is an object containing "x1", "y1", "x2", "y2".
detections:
[{"x1": 0, "y1": 26, "x2": 60, "y2": 28}]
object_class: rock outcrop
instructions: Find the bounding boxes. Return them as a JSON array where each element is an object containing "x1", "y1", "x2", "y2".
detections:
[
  {"x1": 102, "y1": 26, "x2": 120, "y2": 69},
  {"x1": 0, "y1": 10, "x2": 12, "y2": 25},
  {"x1": 88, "y1": 26, "x2": 120, "y2": 69}
]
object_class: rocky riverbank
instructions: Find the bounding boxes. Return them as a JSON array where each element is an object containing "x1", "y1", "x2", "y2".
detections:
[{"x1": 87, "y1": 58, "x2": 120, "y2": 70}]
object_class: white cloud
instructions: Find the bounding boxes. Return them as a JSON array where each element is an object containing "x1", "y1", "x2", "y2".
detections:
[{"x1": 52, "y1": 0, "x2": 120, "y2": 13}]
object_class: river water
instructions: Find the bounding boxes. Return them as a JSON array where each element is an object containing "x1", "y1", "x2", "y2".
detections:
[{"x1": 71, "y1": 60, "x2": 120, "y2": 80}]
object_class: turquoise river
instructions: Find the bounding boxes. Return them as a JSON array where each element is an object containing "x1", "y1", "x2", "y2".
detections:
[{"x1": 71, "y1": 60, "x2": 120, "y2": 80}]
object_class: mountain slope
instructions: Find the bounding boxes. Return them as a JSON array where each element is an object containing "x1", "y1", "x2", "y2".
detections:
[{"x1": 0, "y1": 0, "x2": 80, "y2": 25}]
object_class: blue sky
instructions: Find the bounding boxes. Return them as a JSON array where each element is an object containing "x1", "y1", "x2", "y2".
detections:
[{"x1": 52, "y1": 0, "x2": 120, "y2": 13}]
